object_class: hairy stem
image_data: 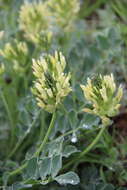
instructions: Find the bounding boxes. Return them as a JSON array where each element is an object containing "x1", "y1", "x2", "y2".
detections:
[{"x1": 34, "y1": 111, "x2": 56, "y2": 157}]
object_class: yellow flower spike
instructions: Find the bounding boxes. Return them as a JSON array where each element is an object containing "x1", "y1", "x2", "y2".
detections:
[
  {"x1": 19, "y1": 1, "x2": 52, "y2": 46},
  {"x1": 81, "y1": 74, "x2": 123, "y2": 125},
  {"x1": 0, "y1": 40, "x2": 28, "y2": 73},
  {"x1": 0, "y1": 41, "x2": 28, "y2": 62},
  {"x1": 32, "y1": 51, "x2": 71, "y2": 113},
  {"x1": 47, "y1": 0, "x2": 79, "y2": 29}
]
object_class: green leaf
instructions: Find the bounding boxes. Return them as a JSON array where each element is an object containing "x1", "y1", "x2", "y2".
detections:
[
  {"x1": 96, "y1": 183, "x2": 115, "y2": 190},
  {"x1": 23, "y1": 158, "x2": 38, "y2": 180},
  {"x1": 55, "y1": 114, "x2": 70, "y2": 134},
  {"x1": 39, "y1": 157, "x2": 51, "y2": 180},
  {"x1": 2, "y1": 172, "x2": 10, "y2": 186},
  {"x1": 63, "y1": 145, "x2": 79, "y2": 158},
  {"x1": 97, "y1": 35, "x2": 110, "y2": 50},
  {"x1": 80, "y1": 113, "x2": 100, "y2": 130},
  {"x1": 51, "y1": 155, "x2": 62, "y2": 177},
  {"x1": 55, "y1": 172, "x2": 80, "y2": 185},
  {"x1": 68, "y1": 110, "x2": 78, "y2": 129},
  {"x1": 48, "y1": 139, "x2": 63, "y2": 157}
]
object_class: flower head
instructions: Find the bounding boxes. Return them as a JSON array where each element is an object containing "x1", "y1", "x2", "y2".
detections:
[
  {"x1": 32, "y1": 51, "x2": 71, "y2": 113},
  {"x1": 81, "y1": 74, "x2": 123, "y2": 125},
  {"x1": 0, "y1": 40, "x2": 28, "y2": 72},
  {"x1": 47, "y1": 0, "x2": 79, "y2": 29},
  {"x1": 19, "y1": 1, "x2": 51, "y2": 45}
]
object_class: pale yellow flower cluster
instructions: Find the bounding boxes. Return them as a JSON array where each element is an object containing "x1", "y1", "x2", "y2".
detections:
[
  {"x1": 47, "y1": 0, "x2": 79, "y2": 29},
  {"x1": 0, "y1": 40, "x2": 28, "y2": 72},
  {"x1": 19, "y1": 1, "x2": 51, "y2": 44},
  {"x1": 32, "y1": 51, "x2": 71, "y2": 113},
  {"x1": 81, "y1": 74, "x2": 123, "y2": 125},
  {"x1": 19, "y1": 0, "x2": 79, "y2": 45}
]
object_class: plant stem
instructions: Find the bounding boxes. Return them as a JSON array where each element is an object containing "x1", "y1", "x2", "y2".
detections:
[
  {"x1": 39, "y1": 111, "x2": 46, "y2": 141},
  {"x1": 0, "y1": 90, "x2": 14, "y2": 146},
  {"x1": 63, "y1": 124, "x2": 107, "y2": 170},
  {"x1": 7, "y1": 110, "x2": 41, "y2": 159},
  {"x1": 72, "y1": 157, "x2": 109, "y2": 171},
  {"x1": 53, "y1": 125, "x2": 99, "y2": 143},
  {"x1": 9, "y1": 163, "x2": 27, "y2": 177},
  {"x1": 79, "y1": 125, "x2": 106, "y2": 158},
  {"x1": 34, "y1": 112, "x2": 56, "y2": 157},
  {"x1": 8, "y1": 111, "x2": 56, "y2": 179}
]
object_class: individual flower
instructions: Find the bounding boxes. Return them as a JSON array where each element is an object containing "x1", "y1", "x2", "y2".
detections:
[
  {"x1": 32, "y1": 51, "x2": 71, "y2": 113},
  {"x1": 80, "y1": 74, "x2": 123, "y2": 125}
]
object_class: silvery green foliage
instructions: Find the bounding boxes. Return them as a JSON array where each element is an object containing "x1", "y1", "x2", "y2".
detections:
[{"x1": 0, "y1": 0, "x2": 127, "y2": 189}]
